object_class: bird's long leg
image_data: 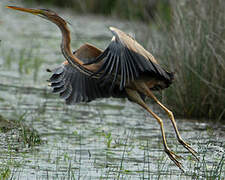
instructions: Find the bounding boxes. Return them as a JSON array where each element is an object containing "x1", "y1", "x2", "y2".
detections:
[
  {"x1": 125, "y1": 88, "x2": 184, "y2": 172},
  {"x1": 136, "y1": 83, "x2": 199, "y2": 161}
]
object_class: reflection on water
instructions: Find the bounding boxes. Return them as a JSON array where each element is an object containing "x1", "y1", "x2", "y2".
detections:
[{"x1": 0, "y1": 1, "x2": 225, "y2": 179}]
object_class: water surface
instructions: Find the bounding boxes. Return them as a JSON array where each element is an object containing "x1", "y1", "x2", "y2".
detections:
[{"x1": 0, "y1": 1, "x2": 225, "y2": 179}]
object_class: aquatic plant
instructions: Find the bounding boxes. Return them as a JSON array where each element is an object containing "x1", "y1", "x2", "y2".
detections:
[
  {"x1": 17, "y1": 48, "x2": 44, "y2": 82},
  {"x1": 152, "y1": 0, "x2": 225, "y2": 120}
]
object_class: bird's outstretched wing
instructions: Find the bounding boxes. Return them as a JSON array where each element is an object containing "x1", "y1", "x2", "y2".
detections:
[
  {"x1": 48, "y1": 43, "x2": 127, "y2": 104},
  {"x1": 84, "y1": 27, "x2": 172, "y2": 90},
  {"x1": 48, "y1": 62, "x2": 110, "y2": 104}
]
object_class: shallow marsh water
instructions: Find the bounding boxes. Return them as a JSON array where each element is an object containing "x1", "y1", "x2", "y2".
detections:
[{"x1": 0, "y1": 1, "x2": 225, "y2": 179}]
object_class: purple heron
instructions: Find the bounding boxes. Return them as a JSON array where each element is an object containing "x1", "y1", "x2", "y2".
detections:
[{"x1": 7, "y1": 6, "x2": 198, "y2": 171}]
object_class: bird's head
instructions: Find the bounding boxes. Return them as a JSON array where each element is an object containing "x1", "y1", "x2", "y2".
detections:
[{"x1": 6, "y1": 6, "x2": 66, "y2": 26}]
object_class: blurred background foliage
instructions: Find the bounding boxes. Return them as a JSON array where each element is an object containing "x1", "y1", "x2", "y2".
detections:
[
  {"x1": 20, "y1": 0, "x2": 225, "y2": 121},
  {"x1": 22, "y1": 0, "x2": 171, "y2": 22},
  {"x1": 152, "y1": 0, "x2": 225, "y2": 121}
]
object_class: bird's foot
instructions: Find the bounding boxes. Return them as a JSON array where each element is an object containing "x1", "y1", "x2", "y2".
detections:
[
  {"x1": 165, "y1": 148, "x2": 185, "y2": 172},
  {"x1": 178, "y1": 138, "x2": 199, "y2": 161}
]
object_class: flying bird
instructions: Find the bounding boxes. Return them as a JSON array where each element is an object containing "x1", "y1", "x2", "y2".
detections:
[{"x1": 7, "y1": 6, "x2": 199, "y2": 171}]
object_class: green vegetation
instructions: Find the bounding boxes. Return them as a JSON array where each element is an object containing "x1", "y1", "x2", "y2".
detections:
[
  {"x1": 153, "y1": 0, "x2": 225, "y2": 120},
  {"x1": 102, "y1": 131, "x2": 113, "y2": 148},
  {"x1": 0, "y1": 114, "x2": 43, "y2": 148},
  {"x1": 0, "y1": 166, "x2": 11, "y2": 180},
  {"x1": 189, "y1": 140, "x2": 225, "y2": 180},
  {"x1": 2, "y1": 47, "x2": 44, "y2": 82},
  {"x1": 22, "y1": 0, "x2": 170, "y2": 22},
  {"x1": 0, "y1": 114, "x2": 43, "y2": 180}
]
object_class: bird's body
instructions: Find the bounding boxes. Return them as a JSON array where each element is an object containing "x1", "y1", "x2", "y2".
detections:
[
  {"x1": 50, "y1": 38, "x2": 174, "y2": 104},
  {"x1": 7, "y1": 6, "x2": 199, "y2": 172}
]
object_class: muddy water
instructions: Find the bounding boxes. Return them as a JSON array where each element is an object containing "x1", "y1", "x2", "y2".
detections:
[{"x1": 0, "y1": 1, "x2": 225, "y2": 179}]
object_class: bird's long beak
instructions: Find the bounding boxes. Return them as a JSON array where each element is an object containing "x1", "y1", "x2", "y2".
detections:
[{"x1": 6, "y1": 6, "x2": 43, "y2": 15}]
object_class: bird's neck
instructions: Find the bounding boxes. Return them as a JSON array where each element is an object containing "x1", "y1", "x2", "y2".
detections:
[
  {"x1": 56, "y1": 19, "x2": 97, "y2": 77},
  {"x1": 59, "y1": 23, "x2": 83, "y2": 66}
]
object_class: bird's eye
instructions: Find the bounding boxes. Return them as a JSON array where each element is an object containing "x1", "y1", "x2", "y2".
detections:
[
  {"x1": 40, "y1": 8, "x2": 50, "y2": 12},
  {"x1": 40, "y1": 8, "x2": 56, "y2": 15}
]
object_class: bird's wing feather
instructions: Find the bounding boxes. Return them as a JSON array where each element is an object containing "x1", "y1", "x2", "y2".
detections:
[
  {"x1": 73, "y1": 43, "x2": 102, "y2": 64},
  {"x1": 48, "y1": 43, "x2": 127, "y2": 104},
  {"x1": 84, "y1": 27, "x2": 172, "y2": 90},
  {"x1": 49, "y1": 63, "x2": 112, "y2": 104}
]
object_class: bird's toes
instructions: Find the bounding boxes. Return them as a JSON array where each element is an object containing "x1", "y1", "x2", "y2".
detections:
[
  {"x1": 165, "y1": 148, "x2": 185, "y2": 172},
  {"x1": 178, "y1": 138, "x2": 199, "y2": 161}
]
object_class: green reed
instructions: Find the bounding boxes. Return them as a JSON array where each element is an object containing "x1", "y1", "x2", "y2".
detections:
[{"x1": 151, "y1": 0, "x2": 225, "y2": 120}]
